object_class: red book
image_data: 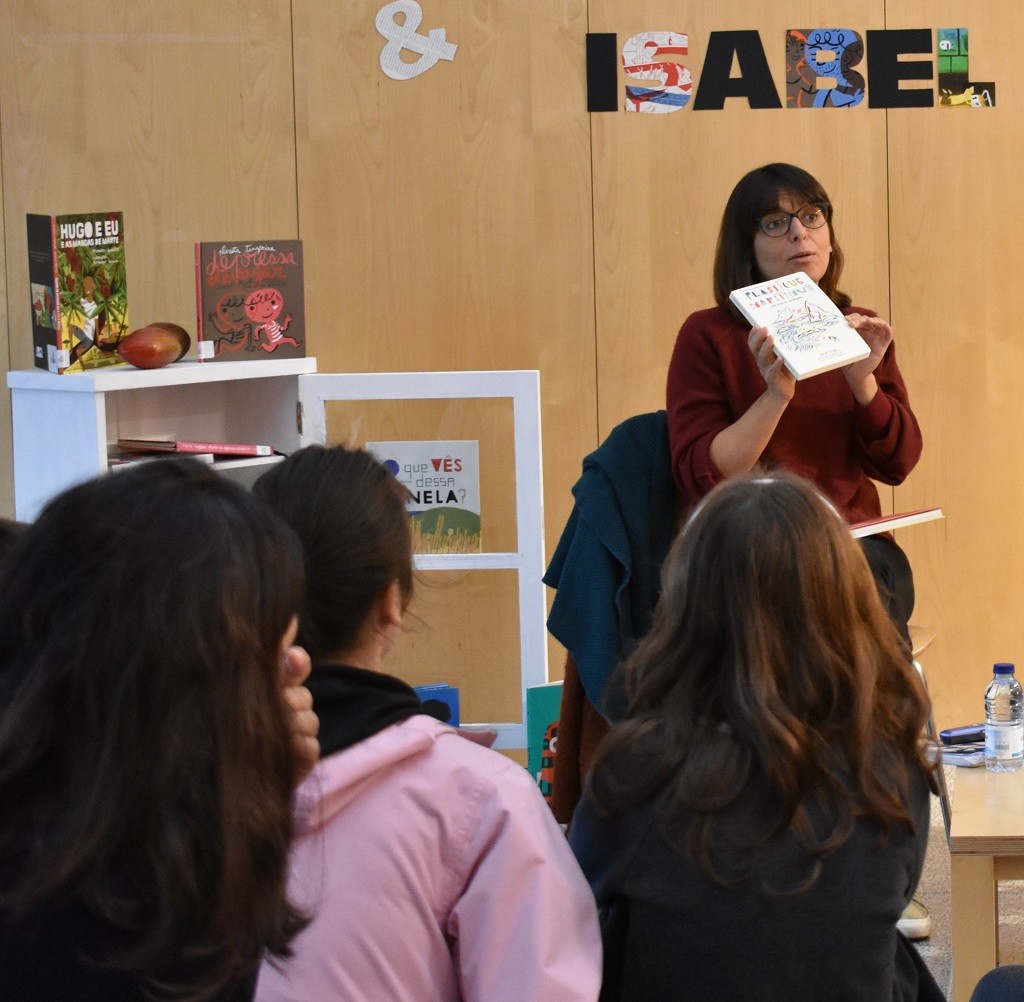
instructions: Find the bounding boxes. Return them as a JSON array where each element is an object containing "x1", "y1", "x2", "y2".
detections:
[
  {"x1": 116, "y1": 437, "x2": 274, "y2": 458},
  {"x1": 849, "y1": 507, "x2": 944, "y2": 539},
  {"x1": 194, "y1": 239, "x2": 305, "y2": 362}
]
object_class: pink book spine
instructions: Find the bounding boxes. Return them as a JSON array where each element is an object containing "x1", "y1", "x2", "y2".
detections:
[{"x1": 175, "y1": 440, "x2": 273, "y2": 457}]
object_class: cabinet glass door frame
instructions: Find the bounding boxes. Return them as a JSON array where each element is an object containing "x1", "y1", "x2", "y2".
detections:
[{"x1": 298, "y1": 370, "x2": 545, "y2": 750}]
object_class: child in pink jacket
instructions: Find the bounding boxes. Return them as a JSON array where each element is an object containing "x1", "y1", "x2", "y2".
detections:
[{"x1": 253, "y1": 446, "x2": 601, "y2": 1002}]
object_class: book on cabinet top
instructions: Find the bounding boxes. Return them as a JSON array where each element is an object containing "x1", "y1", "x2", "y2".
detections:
[
  {"x1": 194, "y1": 240, "x2": 305, "y2": 362},
  {"x1": 27, "y1": 211, "x2": 129, "y2": 374}
]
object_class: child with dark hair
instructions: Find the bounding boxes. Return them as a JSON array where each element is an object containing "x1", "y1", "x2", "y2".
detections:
[
  {"x1": 0, "y1": 459, "x2": 313, "y2": 1001},
  {"x1": 253, "y1": 445, "x2": 600, "y2": 1002}
]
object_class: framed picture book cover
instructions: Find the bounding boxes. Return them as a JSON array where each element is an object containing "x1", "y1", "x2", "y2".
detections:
[
  {"x1": 194, "y1": 240, "x2": 305, "y2": 361},
  {"x1": 729, "y1": 270, "x2": 870, "y2": 380},
  {"x1": 27, "y1": 211, "x2": 129, "y2": 373},
  {"x1": 366, "y1": 440, "x2": 481, "y2": 554}
]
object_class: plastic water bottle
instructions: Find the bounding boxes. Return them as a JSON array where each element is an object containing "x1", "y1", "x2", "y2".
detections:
[{"x1": 985, "y1": 662, "x2": 1024, "y2": 772}]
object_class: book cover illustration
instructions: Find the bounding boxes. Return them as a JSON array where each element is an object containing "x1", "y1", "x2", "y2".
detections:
[
  {"x1": 366, "y1": 440, "x2": 481, "y2": 554},
  {"x1": 729, "y1": 271, "x2": 870, "y2": 380},
  {"x1": 527, "y1": 681, "x2": 562, "y2": 802},
  {"x1": 194, "y1": 240, "x2": 305, "y2": 361},
  {"x1": 27, "y1": 212, "x2": 129, "y2": 373}
]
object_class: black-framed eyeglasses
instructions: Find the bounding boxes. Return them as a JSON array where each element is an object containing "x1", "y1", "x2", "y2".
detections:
[{"x1": 755, "y1": 202, "x2": 830, "y2": 238}]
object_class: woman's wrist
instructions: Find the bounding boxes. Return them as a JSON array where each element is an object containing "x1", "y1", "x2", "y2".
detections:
[
  {"x1": 849, "y1": 373, "x2": 879, "y2": 406},
  {"x1": 764, "y1": 381, "x2": 794, "y2": 407}
]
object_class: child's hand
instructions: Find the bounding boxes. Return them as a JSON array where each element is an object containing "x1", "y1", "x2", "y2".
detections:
[{"x1": 282, "y1": 645, "x2": 320, "y2": 781}]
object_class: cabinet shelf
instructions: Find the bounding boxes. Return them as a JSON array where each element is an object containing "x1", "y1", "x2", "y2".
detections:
[
  {"x1": 7, "y1": 357, "x2": 317, "y2": 393},
  {"x1": 9, "y1": 357, "x2": 317, "y2": 521}
]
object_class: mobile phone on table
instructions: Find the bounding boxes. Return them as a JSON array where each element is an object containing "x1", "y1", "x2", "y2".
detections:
[{"x1": 939, "y1": 723, "x2": 985, "y2": 745}]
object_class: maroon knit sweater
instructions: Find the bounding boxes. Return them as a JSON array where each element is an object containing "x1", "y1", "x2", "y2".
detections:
[{"x1": 666, "y1": 305, "x2": 922, "y2": 525}]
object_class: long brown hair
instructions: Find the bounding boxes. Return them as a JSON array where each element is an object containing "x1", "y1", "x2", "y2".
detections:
[
  {"x1": 713, "y1": 162, "x2": 851, "y2": 316},
  {"x1": 0, "y1": 459, "x2": 307, "y2": 1000},
  {"x1": 589, "y1": 472, "x2": 934, "y2": 885}
]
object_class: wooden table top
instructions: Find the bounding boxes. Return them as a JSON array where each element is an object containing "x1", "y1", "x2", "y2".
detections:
[{"x1": 949, "y1": 765, "x2": 1024, "y2": 855}]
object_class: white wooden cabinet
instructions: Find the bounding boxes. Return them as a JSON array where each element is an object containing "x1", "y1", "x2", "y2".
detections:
[
  {"x1": 8, "y1": 358, "x2": 317, "y2": 521},
  {"x1": 7, "y1": 360, "x2": 546, "y2": 749}
]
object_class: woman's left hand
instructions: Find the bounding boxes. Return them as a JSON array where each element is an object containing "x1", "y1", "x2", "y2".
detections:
[{"x1": 842, "y1": 313, "x2": 894, "y2": 405}]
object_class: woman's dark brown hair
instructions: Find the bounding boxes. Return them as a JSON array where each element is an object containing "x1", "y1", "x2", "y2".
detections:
[
  {"x1": 253, "y1": 445, "x2": 413, "y2": 661},
  {"x1": 0, "y1": 459, "x2": 306, "y2": 1000},
  {"x1": 589, "y1": 471, "x2": 935, "y2": 885},
  {"x1": 713, "y1": 162, "x2": 851, "y2": 315}
]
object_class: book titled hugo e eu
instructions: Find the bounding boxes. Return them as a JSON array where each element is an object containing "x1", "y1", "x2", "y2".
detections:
[
  {"x1": 729, "y1": 271, "x2": 870, "y2": 380},
  {"x1": 27, "y1": 211, "x2": 129, "y2": 373},
  {"x1": 194, "y1": 240, "x2": 305, "y2": 362}
]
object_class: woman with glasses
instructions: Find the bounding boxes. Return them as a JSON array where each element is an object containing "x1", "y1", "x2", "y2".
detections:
[{"x1": 666, "y1": 162, "x2": 921, "y2": 656}]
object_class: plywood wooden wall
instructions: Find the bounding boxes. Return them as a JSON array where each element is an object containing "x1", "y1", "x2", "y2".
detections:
[
  {"x1": 0, "y1": 0, "x2": 1018, "y2": 733},
  {"x1": 886, "y1": 0, "x2": 1021, "y2": 733}
]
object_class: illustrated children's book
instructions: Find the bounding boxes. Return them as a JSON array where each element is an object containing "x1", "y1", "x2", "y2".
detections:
[
  {"x1": 366, "y1": 440, "x2": 482, "y2": 554},
  {"x1": 527, "y1": 681, "x2": 562, "y2": 804},
  {"x1": 27, "y1": 211, "x2": 129, "y2": 373},
  {"x1": 194, "y1": 240, "x2": 305, "y2": 361},
  {"x1": 729, "y1": 271, "x2": 870, "y2": 380}
]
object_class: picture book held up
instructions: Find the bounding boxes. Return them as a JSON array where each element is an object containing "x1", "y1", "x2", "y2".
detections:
[
  {"x1": 195, "y1": 240, "x2": 305, "y2": 362},
  {"x1": 729, "y1": 271, "x2": 870, "y2": 380}
]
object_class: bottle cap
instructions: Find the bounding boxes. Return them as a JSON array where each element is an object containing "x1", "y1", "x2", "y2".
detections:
[{"x1": 994, "y1": 662, "x2": 1016, "y2": 674}]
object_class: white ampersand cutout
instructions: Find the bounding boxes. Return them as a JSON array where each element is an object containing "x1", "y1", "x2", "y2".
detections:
[{"x1": 376, "y1": 0, "x2": 457, "y2": 81}]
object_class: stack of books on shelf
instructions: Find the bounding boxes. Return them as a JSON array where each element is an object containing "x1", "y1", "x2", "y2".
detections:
[{"x1": 109, "y1": 437, "x2": 277, "y2": 469}]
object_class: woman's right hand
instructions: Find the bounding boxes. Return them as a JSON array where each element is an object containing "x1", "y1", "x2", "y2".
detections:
[
  {"x1": 709, "y1": 327, "x2": 794, "y2": 478},
  {"x1": 749, "y1": 326, "x2": 796, "y2": 403}
]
